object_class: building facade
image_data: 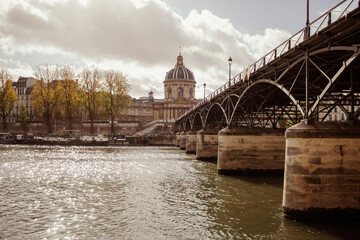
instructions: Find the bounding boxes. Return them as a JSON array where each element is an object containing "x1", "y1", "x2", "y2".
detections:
[
  {"x1": 6, "y1": 55, "x2": 360, "y2": 135},
  {"x1": 119, "y1": 53, "x2": 198, "y2": 125},
  {"x1": 10, "y1": 77, "x2": 37, "y2": 122},
  {"x1": 7, "y1": 54, "x2": 198, "y2": 135}
]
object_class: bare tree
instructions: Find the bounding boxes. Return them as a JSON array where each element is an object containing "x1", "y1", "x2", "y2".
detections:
[{"x1": 80, "y1": 67, "x2": 101, "y2": 135}]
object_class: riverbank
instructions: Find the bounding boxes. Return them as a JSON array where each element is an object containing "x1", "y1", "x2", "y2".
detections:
[{"x1": 0, "y1": 133, "x2": 176, "y2": 146}]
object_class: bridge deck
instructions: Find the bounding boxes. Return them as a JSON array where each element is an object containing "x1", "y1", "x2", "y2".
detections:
[{"x1": 177, "y1": 1, "x2": 360, "y2": 130}]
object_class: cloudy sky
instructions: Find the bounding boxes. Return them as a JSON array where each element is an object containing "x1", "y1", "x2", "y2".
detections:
[{"x1": 0, "y1": 0, "x2": 341, "y2": 98}]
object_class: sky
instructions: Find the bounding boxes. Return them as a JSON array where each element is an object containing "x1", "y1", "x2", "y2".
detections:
[{"x1": 0, "y1": 0, "x2": 343, "y2": 98}]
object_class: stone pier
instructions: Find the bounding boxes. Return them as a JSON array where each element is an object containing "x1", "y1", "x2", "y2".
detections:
[
  {"x1": 185, "y1": 131, "x2": 197, "y2": 154},
  {"x1": 283, "y1": 121, "x2": 360, "y2": 219},
  {"x1": 217, "y1": 127, "x2": 286, "y2": 174},
  {"x1": 175, "y1": 132, "x2": 180, "y2": 147},
  {"x1": 179, "y1": 132, "x2": 186, "y2": 150},
  {"x1": 196, "y1": 129, "x2": 218, "y2": 161}
]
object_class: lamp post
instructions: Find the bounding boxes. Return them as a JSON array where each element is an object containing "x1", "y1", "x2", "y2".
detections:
[
  {"x1": 227, "y1": 57, "x2": 232, "y2": 126},
  {"x1": 305, "y1": 0, "x2": 310, "y2": 39},
  {"x1": 228, "y1": 57, "x2": 232, "y2": 87},
  {"x1": 203, "y1": 83, "x2": 206, "y2": 100}
]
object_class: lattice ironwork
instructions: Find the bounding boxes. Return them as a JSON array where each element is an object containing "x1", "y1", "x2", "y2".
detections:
[{"x1": 176, "y1": 1, "x2": 360, "y2": 132}]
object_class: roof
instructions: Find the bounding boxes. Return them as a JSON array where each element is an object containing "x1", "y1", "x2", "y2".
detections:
[{"x1": 164, "y1": 54, "x2": 196, "y2": 83}]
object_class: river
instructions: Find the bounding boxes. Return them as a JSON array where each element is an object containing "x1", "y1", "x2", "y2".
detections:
[{"x1": 0, "y1": 145, "x2": 358, "y2": 239}]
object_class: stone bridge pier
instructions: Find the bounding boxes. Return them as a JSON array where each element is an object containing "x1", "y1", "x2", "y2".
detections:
[
  {"x1": 196, "y1": 129, "x2": 219, "y2": 161},
  {"x1": 179, "y1": 132, "x2": 186, "y2": 150},
  {"x1": 283, "y1": 121, "x2": 360, "y2": 219},
  {"x1": 217, "y1": 127, "x2": 286, "y2": 174},
  {"x1": 175, "y1": 132, "x2": 180, "y2": 147},
  {"x1": 185, "y1": 131, "x2": 197, "y2": 154}
]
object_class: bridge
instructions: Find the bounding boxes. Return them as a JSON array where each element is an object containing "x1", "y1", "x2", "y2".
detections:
[{"x1": 175, "y1": 0, "x2": 360, "y2": 219}]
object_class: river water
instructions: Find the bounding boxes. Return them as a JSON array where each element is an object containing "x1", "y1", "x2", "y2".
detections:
[{"x1": 0, "y1": 145, "x2": 358, "y2": 239}]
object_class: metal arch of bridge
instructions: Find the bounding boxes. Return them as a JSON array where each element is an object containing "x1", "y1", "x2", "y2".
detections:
[
  {"x1": 176, "y1": 1, "x2": 360, "y2": 132},
  {"x1": 179, "y1": 46, "x2": 360, "y2": 132},
  {"x1": 230, "y1": 45, "x2": 360, "y2": 121},
  {"x1": 178, "y1": 47, "x2": 360, "y2": 131}
]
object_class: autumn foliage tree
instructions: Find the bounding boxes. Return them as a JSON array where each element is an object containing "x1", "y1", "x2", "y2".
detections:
[
  {"x1": 32, "y1": 65, "x2": 62, "y2": 133},
  {"x1": 59, "y1": 65, "x2": 83, "y2": 132},
  {"x1": 101, "y1": 70, "x2": 131, "y2": 137},
  {"x1": 4, "y1": 64, "x2": 131, "y2": 135},
  {"x1": 0, "y1": 69, "x2": 17, "y2": 132}
]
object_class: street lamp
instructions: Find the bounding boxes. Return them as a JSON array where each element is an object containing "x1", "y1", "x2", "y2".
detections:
[
  {"x1": 228, "y1": 57, "x2": 232, "y2": 87},
  {"x1": 305, "y1": 0, "x2": 310, "y2": 39},
  {"x1": 203, "y1": 83, "x2": 206, "y2": 100}
]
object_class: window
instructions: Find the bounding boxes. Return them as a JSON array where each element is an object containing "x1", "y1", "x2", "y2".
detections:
[
  {"x1": 178, "y1": 87, "x2": 183, "y2": 97},
  {"x1": 189, "y1": 88, "x2": 193, "y2": 98},
  {"x1": 168, "y1": 88, "x2": 172, "y2": 97}
]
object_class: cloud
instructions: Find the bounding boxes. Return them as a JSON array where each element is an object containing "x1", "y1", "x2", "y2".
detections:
[
  {"x1": 241, "y1": 28, "x2": 291, "y2": 59},
  {"x1": 0, "y1": 0, "x2": 291, "y2": 98},
  {"x1": 0, "y1": 0, "x2": 185, "y2": 64},
  {"x1": 0, "y1": 57, "x2": 33, "y2": 78}
]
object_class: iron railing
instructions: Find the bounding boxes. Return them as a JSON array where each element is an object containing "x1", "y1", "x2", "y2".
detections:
[{"x1": 178, "y1": 0, "x2": 359, "y2": 121}]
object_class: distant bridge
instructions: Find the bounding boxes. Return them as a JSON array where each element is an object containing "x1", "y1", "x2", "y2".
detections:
[{"x1": 176, "y1": 0, "x2": 360, "y2": 132}]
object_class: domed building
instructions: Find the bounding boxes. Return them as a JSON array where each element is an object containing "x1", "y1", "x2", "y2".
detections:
[
  {"x1": 119, "y1": 53, "x2": 199, "y2": 134},
  {"x1": 8, "y1": 54, "x2": 199, "y2": 135},
  {"x1": 164, "y1": 54, "x2": 196, "y2": 100}
]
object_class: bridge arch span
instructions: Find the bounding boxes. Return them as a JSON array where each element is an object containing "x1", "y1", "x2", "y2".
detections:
[
  {"x1": 204, "y1": 102, "x2": 228, "y2": 129},
  {"x1": 229, "y1": 46, "x2": 360, "y2": 126},
  {"x1": 191, "y1": 110, "x2": 205, "y2": 131},
  {"x1": 230, "y1": 80, "x2": 300, "y2": 127}
]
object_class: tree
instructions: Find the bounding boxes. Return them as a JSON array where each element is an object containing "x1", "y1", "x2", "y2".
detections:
[
  {"x1": 59, "y1": 65, "x2": 83, "y2": 131},
  {"x1": 31, "y1": 65, "x2": 61, "y2": 133},
  {"x1": 100, "y1": 70, "x2": 131, "y2": 137},
  {"x1": 80, "y1": 67, "x2": 102, "y2": 135},
  {"x1": 278, "y1": 109, "x2": 302, "y2": 128},
  {"x1": 0, "y1": 69, "x2": 17, "y2": 132},
  {"x1": 19, "y1": 104, "x2": 30, "y2": 133}
]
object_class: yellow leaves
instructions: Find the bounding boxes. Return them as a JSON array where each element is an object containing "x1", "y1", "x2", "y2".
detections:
[
  {"x1": 31, "y1": 79, "x2": 59, "y2": 112},
  {"x1": 58, "y1": 77, "x2": 84, "y2": 119},
  {"x1": 3, "y1": 80, "x2": 17, "y2": 102},
  {"x1": 101, "y1": 69, "x2": 131, "y2": 117},
  {"x1": 0, "y1": 69, "x2": 17, "y2": 116},
  {"x1": 31, "y1": 65, "x2": 62, "y2": 115}
]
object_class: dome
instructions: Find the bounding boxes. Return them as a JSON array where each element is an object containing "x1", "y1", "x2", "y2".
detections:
[{"x1": 164, "y1": 54, "x2": 195, "y2": 83}]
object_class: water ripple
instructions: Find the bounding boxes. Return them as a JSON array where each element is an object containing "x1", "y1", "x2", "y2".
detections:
[{"x1": 1, "y1": 145, "x2": 358, "y2": 239}]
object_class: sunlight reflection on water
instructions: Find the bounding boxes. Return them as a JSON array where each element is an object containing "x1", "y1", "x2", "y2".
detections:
[{"x1": 0, "y1": 145, "x2": 358, "y2": 239}]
